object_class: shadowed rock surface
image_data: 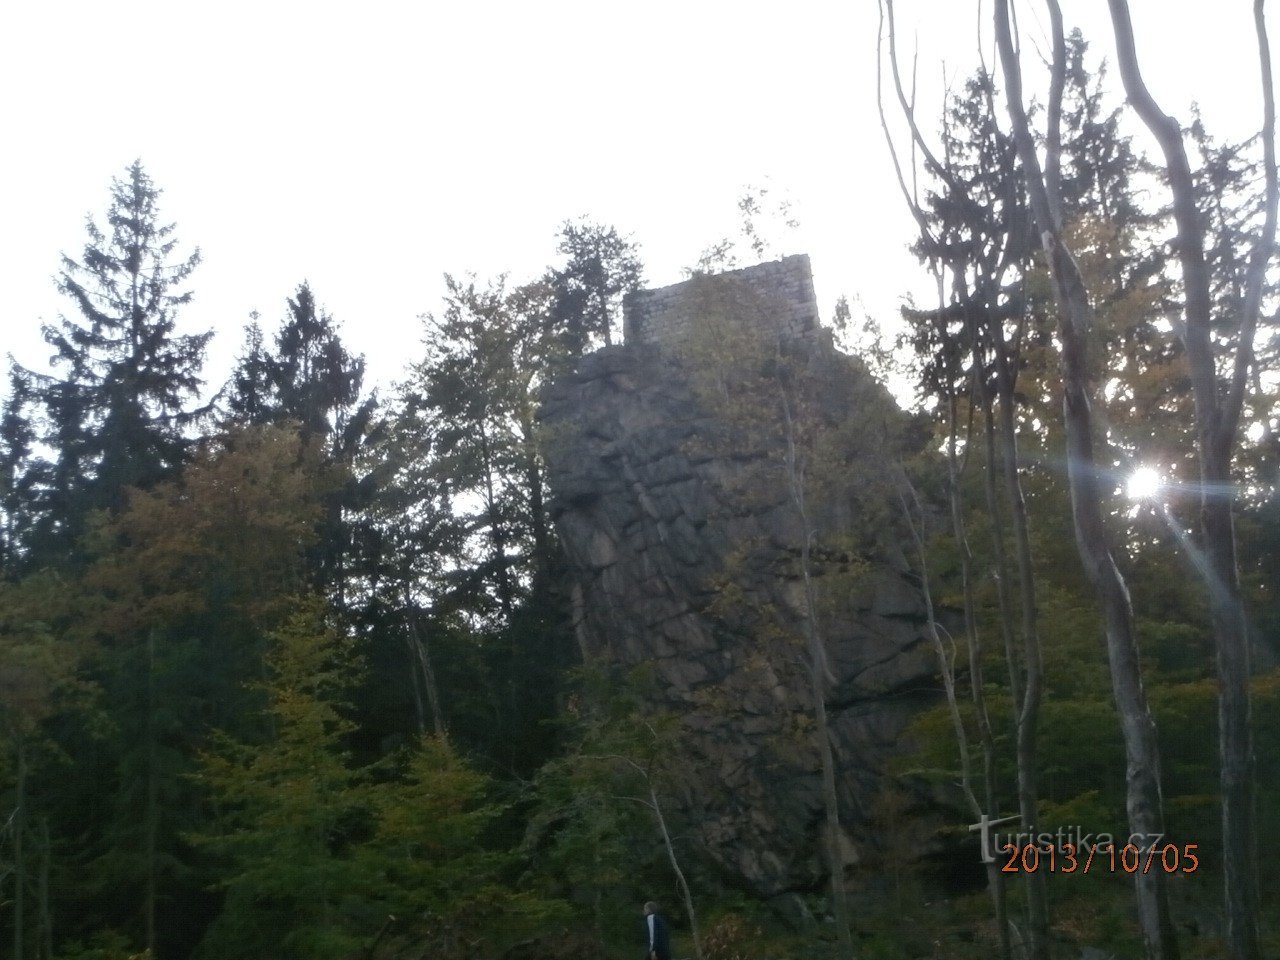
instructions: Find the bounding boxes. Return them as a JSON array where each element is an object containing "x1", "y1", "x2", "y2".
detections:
[{"x1": 540, "y1": 267, "x2": 942, "y2": 900}]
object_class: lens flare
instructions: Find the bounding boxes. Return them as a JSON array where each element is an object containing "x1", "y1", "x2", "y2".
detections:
[{"x1": 1126, "y1": 466, "x2": 1162, "y2": 501}]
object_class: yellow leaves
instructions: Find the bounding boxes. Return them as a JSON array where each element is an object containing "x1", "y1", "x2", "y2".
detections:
[
  {"x1": 0, "y1": 572, "x2": 82, "y2": 732},
  {"x1": 84, "y1": 423, "x2": 325, "y2": 637}
]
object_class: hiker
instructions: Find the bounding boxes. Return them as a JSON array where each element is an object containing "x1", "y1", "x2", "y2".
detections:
[{"x1": 642, "y1": 901, "x2": 672, "y2": 960}]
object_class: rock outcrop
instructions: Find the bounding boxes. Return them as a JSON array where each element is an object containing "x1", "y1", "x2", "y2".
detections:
[{"x1": 539, "y1": 259, "x2": 941, "y2": 902}]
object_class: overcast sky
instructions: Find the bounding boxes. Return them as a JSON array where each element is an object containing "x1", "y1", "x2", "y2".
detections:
[{"x1": 1, "y1": 1, "x2": 1271, "y2": 402}]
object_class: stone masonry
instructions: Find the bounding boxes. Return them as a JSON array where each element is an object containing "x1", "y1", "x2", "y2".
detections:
[{"x1": 623, "y1": 254, "x2": 822, "y2": 350}]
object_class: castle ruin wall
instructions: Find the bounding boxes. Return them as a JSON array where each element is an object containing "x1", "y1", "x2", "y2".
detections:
[{"x1": 623, "y1": 254, "x2": 823, "y2": 350}]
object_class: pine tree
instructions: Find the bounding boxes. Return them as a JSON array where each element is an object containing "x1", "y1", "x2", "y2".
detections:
[
  {"x1": 28, "y1": 161, "x2": 210, "y2": 562},
  {"x1": 227, "y1": 283, "x2": 372, "y2": 453},
  {"x1": 227, "y1": 284, "x2": 377, "y2": 602},
  {"x1": 0, "y1": 367, "x2": 38, "y2": 576},
  {"x1": 546, "y1": 220, "x2": 642, "y2": 353}
]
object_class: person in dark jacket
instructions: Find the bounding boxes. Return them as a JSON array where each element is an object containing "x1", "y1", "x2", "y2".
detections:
[{"x1": 642, "y1": 901, "x2": 672, "y2": 960}]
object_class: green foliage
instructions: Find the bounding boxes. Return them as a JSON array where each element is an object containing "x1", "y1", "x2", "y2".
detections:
[
  {"x1": 24, "y1": 161, "x2": 210, "y2": 562},
  {"x1": 52, "y1": 930, "x2": 150, "y2": 960},
  {"x1": 193, "y1": 599, "x2": 549, "y2": 959},
  {"x1": 546, "y1": 219, "x2": 643, "y2": 352},
  {"x1": 524, "y1": 667, "x2": 688, "y2": 948},
  {"x1": 1, "y1": 122, "x2": 1277, "y2": 960}
]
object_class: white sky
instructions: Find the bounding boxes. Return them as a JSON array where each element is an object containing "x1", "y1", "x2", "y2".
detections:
[{"x1": 0, "y1": 1, "x2": 1271, "y2": 401}]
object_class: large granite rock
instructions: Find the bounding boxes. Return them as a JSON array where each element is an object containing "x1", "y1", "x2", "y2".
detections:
[{"x1": 540, "y1": 331, "x2": 942, "y2": 900}]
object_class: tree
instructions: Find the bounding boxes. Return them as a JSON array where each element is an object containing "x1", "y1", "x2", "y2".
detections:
[
  {"x1": 59, "y1": 424, "x2": 324, "y2": 957},
  {"x1": 28, "y1": 161, "x2": 210, "y2": 563},
  {"x1": 991, "y1": 2, "x2": 1179, "y2": 956},
  {"x1": 0, "y1": 574, "x2": 81, "y2": 960},
  {"x1": 383, "y1": 274, "x2": 575, "y2": 772},
  {"x1": 192, "y1": 598, "x2": 372, "y2": 960},
  {"x1": 227, "y1": 283, "x2": 378, "y2": 603},
  {"x1": 0, "y1": 368, "x2": 38, "y2": 576},
  {"x1": 876, "y1": 19, "x2": 1050, "y2": 953},
  {"x1": 687, "y1": 185, "x2": 802, "y2": 278},
  {"x1": 675, "y1": 272, "x2": 906, "y2": 960},
  {"x1": 546, "y1": 220, "x2": 642, "y2": 353},
  {"x1": 1104, "y1": 5, "x2": 1278, "y2": 957},
  {"x1": 527, "y1": 668, "x2": 701, "y2": 958},
  {"x1": 227, "y1": 283, "x2": 372, "y2": 452},
  {"x1": 194, "y1": 599, "x2": 542, "y2": 960}
]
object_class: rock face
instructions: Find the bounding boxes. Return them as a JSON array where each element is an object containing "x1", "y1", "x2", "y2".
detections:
[{"x1": 540, "y1": 259, "x2": 940, "y2": 901}]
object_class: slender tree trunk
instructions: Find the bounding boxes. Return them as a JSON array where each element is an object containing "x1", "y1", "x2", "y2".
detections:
[
  {"x1": 896, "y1": 473, "x2": 1013, "y2": 960},
  {"x1": 405, "y1": 634, "x2": 427, "y2": 734},
  {"x1": 14, "y1": 733, "x2": 26, "y2": 960},
  {"x1": 648, "y1": 783, "x2": 703, "y2": 960},
  {"x1": 945, "y1": 394, "x2": 1013, "y2": 960},
  {"x1": 780, "y1": 395, "x2": 853, "y2": 960},
  {"x1": 38, "y1": 818, "x2": 50, "y2": 960},
  {"x1": 520, "y1": 409, "x2": 552, "y2": 597},
  {"x1": 1104, "y1": 4, "x2": 1277, "y2": 955},
  {"x1": 994, "y1": 368, "x2": 1050, "y2": 960},
  {"x1": 404, "y1": 593, "x2": 446, "y2": 738},
  {"x1": 145, "y1": 628, "x2": 159, "y2": 959},
  {"x1": 1203, "y1": 485, "x2": 1261, "y2": 960},
  {"x1": 994, "y1": 5, "x2": 1179, "y2": 957},
  {"x1": 976, "y1": 376, "x2": 1023, "y2": 706},
  {"x1": 477, "y1": 423, "x2": 515, "y2": 618}
]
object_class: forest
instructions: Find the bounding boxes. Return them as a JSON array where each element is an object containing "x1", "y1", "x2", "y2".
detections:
[{"x1": 3, "y1": 3, "x2": 1280, "y2": 960}]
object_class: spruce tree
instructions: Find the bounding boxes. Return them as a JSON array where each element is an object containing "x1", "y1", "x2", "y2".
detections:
[
  {"x1": 227, "y1": 283, "x2": 371, "y2": 452},
  {"x1": 0, "y1": 366, "x2": 38, "y2": 575},
  {"x1": 546, "y1": 220, "x2": 642, "y2": 353},
  {"x1": 227, "y1": 283, "x2": 377, "y2": 602},
  {"x1": 29, "y1": 160, "x2": 209, "y2": 562}
]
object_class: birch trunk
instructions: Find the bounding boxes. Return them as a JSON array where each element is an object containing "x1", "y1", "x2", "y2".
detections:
[
  {"x1": 994, "y1": 2, "x2": 1179, "y2": 957},
  {"x1": 1104, "y1": 4, "x2": 1277, "y2": 955}
]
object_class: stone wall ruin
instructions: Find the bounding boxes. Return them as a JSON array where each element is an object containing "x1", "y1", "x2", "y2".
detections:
[{"x1": 622, "y1": 253, "x2": 824, "y2": 350}]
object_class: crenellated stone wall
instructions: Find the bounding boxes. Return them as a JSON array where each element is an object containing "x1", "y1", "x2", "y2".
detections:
[{"x1": 623, "y1": 253, "x2": 822, "y2": 350}]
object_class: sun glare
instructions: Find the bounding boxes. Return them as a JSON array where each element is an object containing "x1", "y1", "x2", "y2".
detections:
[{"x1": 1126, "y1": 466, "x2": 1163, "y2": 501}]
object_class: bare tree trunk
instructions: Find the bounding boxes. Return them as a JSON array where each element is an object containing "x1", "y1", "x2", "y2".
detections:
[
  {"x1": 994, "y1": 360, "x2": 1050, "y2": 960},
  {"x1": 520, "y1": 408, "x2": 553, "y2": 597},
  {"x1": 648, "y1": 783, "x2": 704, "y2": 960},
  {"x1": 144, "y1": 629, "x2": 159, "y2": 960},
  {"x1": 477, "y1": 423, "x2": 516, "y2": 619},
  {"x1": 781, "y1": 394, "x2": 853, "y2": 960},
  {"x1": 975, "y1": 374, "x2": 1024, "y2": 707},
  {"x1": 38, "y1": 818, "x2": 50, "y2": 960},
  {"x1": 875, "y1": 13, "x2": 1019, "y2": 950},
  {"x1": 14, "y1": 733, "x2": 25, "y2": 960},
  {"x1": 994, "y1": 4, "x2": 1178, "y2": 957},
  {"x1": 900, "y1": 469, "x2": 1016, "y2": 960},
  {"x1": 944, "y1": 395, "x2": 1014, "y2": 960},
  {"x1": 405, "y1": 633, "x2": 427, "y2": 734},
  {"x1": 1104, "y1": 4, "x2": 1277, "y2": 956},
  {"x1": 404, "y1": 590, "x2": 447, "y2": 738}
]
